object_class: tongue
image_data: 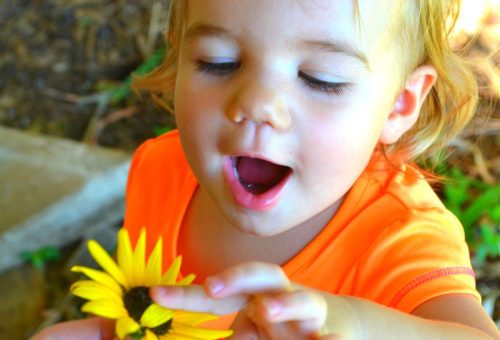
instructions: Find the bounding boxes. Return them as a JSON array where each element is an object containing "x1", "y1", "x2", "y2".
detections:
[{"x1": 237, "y1": 157, "x2": 288, "y2": 186}]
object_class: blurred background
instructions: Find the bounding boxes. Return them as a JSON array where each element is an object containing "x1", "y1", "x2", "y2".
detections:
[{"x1": 0, "y1": 0, "x2": 498, "y2": 338}]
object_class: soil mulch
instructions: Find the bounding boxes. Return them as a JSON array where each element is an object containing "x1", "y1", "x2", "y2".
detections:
[{"x1": 0, "y1": 0, "x2": 174, "y2": 151}]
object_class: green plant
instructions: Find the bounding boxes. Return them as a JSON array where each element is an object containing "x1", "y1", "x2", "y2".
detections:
[
  {"x1": 21, "y1": 246, "x2": 61, "y2": 269},
  {"x1": 110, "y1": 48, "x2": 166, "y2": 103},
  {"x1": 104, "y1": 47, "x2": 175, "y2": 135},
  {"x1": 440, "y1": 165, "x2": 500, "y2": 263},
  {"x1": 153, "y1": 125, "x2": 173, "y2": 136}
]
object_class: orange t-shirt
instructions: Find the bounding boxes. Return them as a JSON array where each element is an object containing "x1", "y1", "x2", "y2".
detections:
[{"x1": 123, "y1": 130, "x2": 479, "y2": 327}]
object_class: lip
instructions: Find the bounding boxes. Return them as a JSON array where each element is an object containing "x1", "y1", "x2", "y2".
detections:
[{"x1": 223, "y1": 156, "x2": 291, "y2": 211}]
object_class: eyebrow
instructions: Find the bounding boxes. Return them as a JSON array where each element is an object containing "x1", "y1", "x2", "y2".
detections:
[
  {"x1": 184, "y1": 23, "x2": 236, "y2": 42},
  {"x1": 300, "y1": 39, "x2": 370, "y2": 70},
  {"x1": 184, "y1": 23, "x2": 370, "y2": 70}
]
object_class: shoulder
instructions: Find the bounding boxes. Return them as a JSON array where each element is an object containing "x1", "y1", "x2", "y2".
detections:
[
  {"x1": 360, "y1": 162, "x2": 467, "y2": 253},
  {"x1": 351, "y1": 163, "x2": 478, "y2": 312},
  {"x1": 124, "y1": 130, "x2": 197, "y2": 248},
  {"x1": 359, "y1": 162, "x2": 465, "y2": 233},
  {"x1": 126, "y1": 129, "x2": 195, "y2": 195},
  {"x1": 365, "y1": 162, "x2": 445, "y2": 211},
  {"x1": 350, "y1": 162, "x2": 460, "y2": 234},
  {"x1": 128, "y1": 130, "x2": 187, "y2": 174},
  {"x1": 126, "y1": 129, "x2": 194, "y2": 190}
]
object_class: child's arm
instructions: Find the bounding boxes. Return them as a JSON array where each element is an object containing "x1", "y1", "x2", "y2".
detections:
[{"x1": 151, "y1": 262, "x2": 500, "y2": 340}]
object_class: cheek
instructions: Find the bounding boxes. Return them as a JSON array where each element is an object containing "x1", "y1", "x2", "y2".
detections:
[
  {"x1": 175, "y1": 77, "x2": 214, "y2": 136},
  {"x1": 174, "y1": 74, "x2": 227, "y2": 177},
  {"x1": 298, "y1": 116, "x2": 382, "y2": 180}
]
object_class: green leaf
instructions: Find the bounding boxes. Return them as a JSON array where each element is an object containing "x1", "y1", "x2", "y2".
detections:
[
  {"x1": 475, "y1": 245, "x2": 489, "y2": 263},
  {"x1": 32, "y1": 255, "x2": 44, "y2": 269},
  {"x1": 463, "y1": 225, "x2": 476, "y2": 246},
  {"x1": 442, "y1": 167, "x2": 471, "y2": 207},
  {"x1": 461, "y1": 185, "x2": 500, "y2": 228},
  {"x1": 474, "y1": 225, "x2": 500, "y2": 263},
  {"x1": 479, "y1": 224, "x2": 495, "y2": 243},
  {"x1": 153, "y1": 125, "x2": 173, "y2": 136},
  {"x1": 40, "y1": 247, "x2": 61, "y2": 261},
  {"x1": 20, "y1": 251, "x2": 34, "y2": 262},
  {"x1": 110, "y1": 48, "x2": 166, "y2": 103},
  {"x1": 489, "y1": 204, "x2": 500, "y2": 223},
  {"x1": 19, "y1": 246, "x2": 61, "y2": 268}
]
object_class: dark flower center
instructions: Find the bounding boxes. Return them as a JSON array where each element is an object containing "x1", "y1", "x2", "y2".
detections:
[
  {"x1": 123, "y1": 286, "x2": 152, "y2": 322},
  {"x1": 123, "y1": 286, "x2": 172, "y2": 336}
]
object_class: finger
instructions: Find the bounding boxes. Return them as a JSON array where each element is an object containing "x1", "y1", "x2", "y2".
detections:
[
  {"x1": 150, "y1": 284, "x2": 248, "y2": 315},
  {"x1": 205, "y1": 262, "x2": 290, "y2": 298},
  {"x1": 229, "y1": 311, "x2": 260, "y2": 340},
  {"x1": 234, "y1": 303, "x2": 300, "y2": 340},
  {"x1": 261, "y1": 290, "x2": 327, "y2": 328},
  {"x1": 243, "y1": 290, "x2": 327, "y2": 339},
  {"x1": 241, "y1": 298, "x2": 336, "y2": 340}
]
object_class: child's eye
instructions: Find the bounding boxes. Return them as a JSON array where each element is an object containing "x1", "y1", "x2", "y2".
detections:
[
  {"x1": 298, "y1": 71, "x2": 348, "y2": 95},
  {"x1": 196, "y1": 60, "x2": 241, "y2": 76}
]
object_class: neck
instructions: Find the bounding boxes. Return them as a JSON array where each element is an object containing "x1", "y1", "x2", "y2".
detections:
[{"x1": 178, "y1": 187, "x2": 342, "y2": 281}]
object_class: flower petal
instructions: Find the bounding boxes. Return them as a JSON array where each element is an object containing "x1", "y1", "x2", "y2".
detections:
[
  {"x1": 71, "y1": 266, "x2": 123, "y2": 294},
  {"x1": 145, "y1": 329, "x2": 159, "y2": 340},
  {"x1": 71, "y1": 280, "x2": 123, "y2": 305},
  {"x1": 177, "y1": 274, "x2": 196, "y2": 286},
  {"x1": 72, "y1": 228, "x2": 232, "y2": 340},
  {"x1": 160, "y1": 256, "x2": 181, "y2": 285},
  {"x1": 116, "y1": 316, "x2": 141, "y2": 339},
  {"x1": 173, "y1": 311, "x2": 218, "y2": 325},
  {"x1": 81, "y1": 300, "x2": 128, "y2": 319},
  {"x1": 170, "y1": 323, "x2": 233, "y2": 340},
  {"x1": 144, "y1": 237, "x2": 163, "y2": 286},
  {"x1": 161, "y1": 334, "x2": 197, "y2": 340},
  {"x1": 130, "y1": 228, "x2": 147, "y2": 286},
  {"x1": 117, "y1": 228, "x2": 133, "y2": 289},
  {"x1": 88, "y1": 240, "x2": 128, "y2": 288},
  {"x1": 140, "y1": 304, "x2": 174, "y2": 328}
]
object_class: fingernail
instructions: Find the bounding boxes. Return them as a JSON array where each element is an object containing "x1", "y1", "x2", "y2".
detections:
[{"x1": 206, "y1": 278, "x2": 225, "y2": 295}]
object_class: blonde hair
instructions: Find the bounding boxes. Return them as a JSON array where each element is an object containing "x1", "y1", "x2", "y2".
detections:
[
  {"x1": 133, "y1": 0, "x2": 478, "y2": 164},
  {"x1": 388, "y1": 1, "x2": 478, "y2": 164},
  {"x1": 133, "y1": 0, "x2": 184, "y2": 113}
]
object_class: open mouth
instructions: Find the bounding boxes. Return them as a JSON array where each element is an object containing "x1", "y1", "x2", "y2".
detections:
[
  {"x1": 224, "y1": 155, "x2": 292, "y2": 211},
  {"x1": 232, "y1": 156, "x2": 291, "y2": 194}
]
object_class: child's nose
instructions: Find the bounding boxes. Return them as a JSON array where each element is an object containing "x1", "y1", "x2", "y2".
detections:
[{"x1": 225, "y1": 83, "x2": 291, "y2": 130}]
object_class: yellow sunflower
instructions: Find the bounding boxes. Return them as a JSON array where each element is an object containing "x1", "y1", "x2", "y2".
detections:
[{"x1": 71, "y1": 227, "x2": 233, "y2": 340}]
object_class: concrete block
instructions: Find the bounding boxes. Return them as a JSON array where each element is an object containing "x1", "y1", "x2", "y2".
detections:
[{"x1": 0, "y1": 126, "x2": 131, "y2": 272}]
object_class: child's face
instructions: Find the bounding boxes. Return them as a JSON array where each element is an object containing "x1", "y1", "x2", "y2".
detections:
[{"x1": 174, "y1": 0, "x2": 405, "y2": 236}]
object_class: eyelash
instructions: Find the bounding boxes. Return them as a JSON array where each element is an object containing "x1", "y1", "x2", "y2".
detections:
[
  {"x1": 298, "y1": 71, "x2": 347, "y2": 95},
  {"x1": 196, "y1": 60, "x2": 241, "y2": 75},
  {"x1": 196, "y1": 61, "x2": 347, "y2": 95}
]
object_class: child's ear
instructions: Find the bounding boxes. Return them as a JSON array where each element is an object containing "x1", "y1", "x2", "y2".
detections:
[{"x1": 379, "y1": 65, "x2": 437, "y2": 144}]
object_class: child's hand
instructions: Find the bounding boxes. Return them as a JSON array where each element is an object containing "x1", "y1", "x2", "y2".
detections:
[
  {"x1": 30, "y1": 317, "x2": 115, "y2": 340},
  {"x1": 151, "y1": 262, "x2": 340, "y2": 339}
]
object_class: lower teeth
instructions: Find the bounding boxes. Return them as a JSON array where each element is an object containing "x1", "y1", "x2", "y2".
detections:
[{"x1": 242, "y1": 182, "x2": 270, "y2": 194}]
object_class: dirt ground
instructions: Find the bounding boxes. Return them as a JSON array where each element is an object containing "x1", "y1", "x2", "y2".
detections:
[
  {"x1": 0, "y1": 0, "x2": 174, "y2": 151},
  {"x1": 0, "y1": 0, "x2": 498, "y2": 338}
]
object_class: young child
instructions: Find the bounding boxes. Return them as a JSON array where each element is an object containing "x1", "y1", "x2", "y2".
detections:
[{"x1": 34, "y1": 0, "x2": 499, "y2": 339}]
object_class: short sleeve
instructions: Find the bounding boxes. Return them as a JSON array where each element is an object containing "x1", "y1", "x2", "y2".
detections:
[
  {"x1": 354, "y1": 208, "x2": 480, "y2": 313},
  {"x1": 123, "y1": 130, "x2": 196, "y2": 263}
]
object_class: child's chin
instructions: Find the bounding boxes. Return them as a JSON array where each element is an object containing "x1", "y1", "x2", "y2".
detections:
[{"x1": 224, "y1": 210, "x2": 293, "y2": 238}]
